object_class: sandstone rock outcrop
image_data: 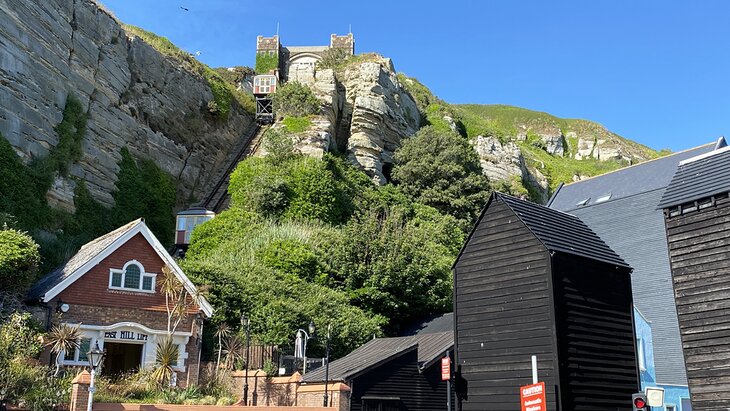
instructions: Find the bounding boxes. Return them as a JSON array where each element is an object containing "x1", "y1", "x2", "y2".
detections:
[
  {"x1": 0, "y1": 0, "x2": 253, "y2": 210},
  {"x1": 280, "y1": 56, "x2": 420, "y2": 184}
]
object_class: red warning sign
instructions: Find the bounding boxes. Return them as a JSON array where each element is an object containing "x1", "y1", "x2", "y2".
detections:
[
  {"x1": 520, "y1": 382, "x2": 546, "y2": 411},
  {"x1": 441, "y1": 356, "x2": 450, "y2": 381}
]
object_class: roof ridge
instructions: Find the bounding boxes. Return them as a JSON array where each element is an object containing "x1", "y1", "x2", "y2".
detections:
[
  {"x1": 678, "y1": 144, "x2": 730, "y2": 166},
  {"x1": 496, "y1": 191, "x2": 581, "y2": 220}
]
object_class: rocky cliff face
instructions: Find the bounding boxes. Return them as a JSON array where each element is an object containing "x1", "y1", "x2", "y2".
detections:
[
  {"x1": 0, "y1": 0, "x2": 253, "y2": 211},
  {"x1": 278, "y1": 55, "x2": 420, "y2": 184}
]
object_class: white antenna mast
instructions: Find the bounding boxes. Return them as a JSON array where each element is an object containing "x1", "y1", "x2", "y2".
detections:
[
  {"x1": 349, "y1": 23, "x2": 352, "y2": 34},
  {"x1": 276, "y1": 22, "x2": 280, "y2": 37}
]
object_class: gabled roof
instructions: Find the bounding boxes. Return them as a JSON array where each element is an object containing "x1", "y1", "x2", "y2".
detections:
[
  {"x1": 497, "y1": 193, "x2": 630, "y2": 268},
  {"x1": 657, "y1": 145, "x2": 730, "y2": 209},
  {"x1": 302, "y1": 331, "x2": 453, "y2": 383},
  {"x1": 27, "y1": 219, "x2": 213, "y2": 317},
  {"x1": 455, "y1": 192, "x2": 629, "y2": 269},
  {"x1": 548, "y1": 140, "x2": 722, "y2": 212}
]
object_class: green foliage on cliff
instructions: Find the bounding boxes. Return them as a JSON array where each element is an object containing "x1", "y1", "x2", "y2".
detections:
[
  {"x1": 393, "y1": 126, "x2": 490, "y2": 230},
  {"x1": 0, "y1": 227, "x2": 40, "y2": 293},
  {"x1": 272, "y1": 82, "x2": 320, "y2": 117},
  {"x1": 0, "y1": 94, "x2": 176, "y2": 274},
  {"x1": 182, "y1": 211, "x2": 386, "y2": 358},
  {"x1": 282, "y1": 116, "x2": 312, "y2": 133},
  {"x1": 122, "y1": 24, "x2": 254, "y2": 115},
  {"x1": 183, "y1": 149, "x2": 464, "y2": 352},
  {"x1": 255, "y1": 53, "x2": 279, "y2": 74},
  {"x1": 112, "y1": 147, "x2": 176, "y2": 244}
]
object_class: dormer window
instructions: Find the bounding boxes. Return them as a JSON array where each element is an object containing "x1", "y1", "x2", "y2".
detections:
[{"x1": 109, "y1": 261, "x2": 156, "y2": 293}]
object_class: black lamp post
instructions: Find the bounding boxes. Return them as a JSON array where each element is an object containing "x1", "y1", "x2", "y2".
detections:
[
  {"x1": 241, "y1": 314, "x2": 250, "y2": 406},
  {"x1": 323, "y1": 324, "x2": 331, "y2": 407},
  {"x1": 86, "y1": 342, "x2": 105, "y2": 411}
]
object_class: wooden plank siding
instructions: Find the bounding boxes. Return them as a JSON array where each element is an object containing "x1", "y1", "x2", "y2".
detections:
[
  {"x1": 665, "y1": 196, "x2": 730, "y2": 411},
  {"x1": 551, "y1": 253, "x2": 638, "y2": 411},
  {"x1": 454, "y1": 199, "x2": 559, "y2": 411},
  {"x1": 349, "y1": 348, "x2": 449, "y2": 411}
]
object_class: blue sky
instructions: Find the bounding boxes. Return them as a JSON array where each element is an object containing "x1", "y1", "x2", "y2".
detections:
[{"x1": 102, "y1": 0, "x2": 730, "y2": 151}]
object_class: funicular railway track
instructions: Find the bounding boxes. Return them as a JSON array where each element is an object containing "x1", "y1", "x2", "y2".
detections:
[{"x1": 201, "y1": 123, "x2": 268, "y2": 213}]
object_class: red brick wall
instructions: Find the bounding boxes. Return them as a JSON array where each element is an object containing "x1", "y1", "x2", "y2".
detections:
[{"x1": 56, "y1": 234, "x2": 197, "y2": 312}]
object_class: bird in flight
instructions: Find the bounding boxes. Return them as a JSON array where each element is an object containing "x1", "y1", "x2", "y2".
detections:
[{"x1": 180, "y1": 6, "x2": 189, "y2": 11}]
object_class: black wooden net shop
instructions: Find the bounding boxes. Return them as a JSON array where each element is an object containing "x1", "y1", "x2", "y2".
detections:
[
  {"x1": 452, "y1": 192, "x2": 640, "y2": 411},
  {"x1": 658, "y1": 145, "x2": 730, "y2": 411}
]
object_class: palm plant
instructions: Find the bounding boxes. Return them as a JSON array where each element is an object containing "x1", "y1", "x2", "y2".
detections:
[
  {"x1": 46, "y1": 323, "x2": 82, "y2": 376},
  {"x1": 222, "y1": 335, "x2": 244, "y2": 370},
  {"x1": 214, "y1": 323, "x2": 230, "y2": 372},
  {"x1": 150, "y1": 336, "x2": 179, "y2": 387}
]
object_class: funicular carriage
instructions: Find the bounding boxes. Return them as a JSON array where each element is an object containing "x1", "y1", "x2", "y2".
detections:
[
  {"x1": 173, "y1": 207, "x2": 215, "y2": 256},
  {"x1": 253, "y1": 74, "x2": 277, "y2": 124}
]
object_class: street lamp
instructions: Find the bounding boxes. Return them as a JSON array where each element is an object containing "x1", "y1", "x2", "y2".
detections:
[
  {"x1": 323, "y1": 324, "x2": 331, "y2": 407},
  {"x1": 241, "y1": 314, "x2": 250, "y2": 406},
  {"x1": 295, "y1": 320, "x2": 316, "y2": 374},
  {"x1": 86, "y1": 342, "x2": 105, "y2": 411}
]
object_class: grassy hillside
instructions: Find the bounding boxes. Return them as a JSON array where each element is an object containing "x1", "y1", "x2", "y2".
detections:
[{"x1": 398, "y1": 74, "x2": 664, "y2": 193}]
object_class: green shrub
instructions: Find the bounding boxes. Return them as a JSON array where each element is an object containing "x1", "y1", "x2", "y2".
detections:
[
  {"x1": 112, "y1": 147, "x2": 176, "y2": 245},
  {"x1": 202, "y1": 68, "x2": 232, "y2": 120},
  {"x1": 0, "y1": 228, "x2": 41, "y2": 293},
  {"x1": 261, "y1": 128, "x2": 296, "y2": 165},
  {"x1": 282, "y1": 116, "x2": 312, "y2": 133},
  {"x1": 272, "y1": 82, "x2": 319, "y2": 117},
  {"x1": 255, "y1": 52, "x2": 279, "y2": 74},
  {"x1": 257, "y1": 239, "x2": 320, "y2": 282},
  {"x1": 392, "y1": 126, "x2": 490, "y2": 230}
]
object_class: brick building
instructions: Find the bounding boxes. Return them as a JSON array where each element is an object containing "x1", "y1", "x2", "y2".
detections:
[{"x1": 27, "y1": 219, "x2": 213, "y2": 386}]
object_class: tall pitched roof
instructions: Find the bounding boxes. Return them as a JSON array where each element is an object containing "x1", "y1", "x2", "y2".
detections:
[
  {"x1": 657, "y1": 145, "x2": 730, "y2": 209},
  {"x1": 548, "y1": 141, "x2": 721, "y2": 212},
  {"x1": 27, "y1": 219, "x2": 213, "y2": 317},
  {"x1": 462, "y1": 192, "x2": 630, "y2": 268},
  {"x1": 302, "y1": 331, "x2": 453, "y2": 383}
]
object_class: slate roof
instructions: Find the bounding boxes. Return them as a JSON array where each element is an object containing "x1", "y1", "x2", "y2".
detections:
[
  {"x1": 495, "y1": 192, "x2": 630, "y2": 268},
  {"x1": 657, "y1": 145, "x2": 730, "y2": 209},
  {"x1": 548, "y1": 141, "x2": 720, "y2": 212},
  {"x1": 400, "y1": 312, "x2": 454, "y2": 336},
  {"x1": 27, "y1": 219, "x2": 142, "y2": 301},
  {"x1": 302, "y1": 331, "x2": 453, "y2": 383}
]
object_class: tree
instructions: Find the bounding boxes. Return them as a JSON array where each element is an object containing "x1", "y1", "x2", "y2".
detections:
[
  {"x1": 214, "y1": 323, "x2": 230, "y2": 371},
  {"x1": 0, "y1": 227, "x2": 41, "y2": 294},
  {"x1": 46, "y1": 323, "x2": 82, "y2": 377},
  {"x1": 322, "y1": 202, "x2": 462, "y2": 333},
  {"x1": 392, "y1": 126, "x2": 490, "y2": 231}
]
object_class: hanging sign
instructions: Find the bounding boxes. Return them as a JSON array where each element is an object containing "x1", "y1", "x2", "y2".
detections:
[
  {"x1": 441, "y1": 356, "x2": 451, "y2": 381},
  {"x1": 520, "y1": 382, "x2": 546, "y2": 411}
]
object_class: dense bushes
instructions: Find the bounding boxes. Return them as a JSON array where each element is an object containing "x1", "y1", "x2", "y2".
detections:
[
  {"x1": 0, "y1": 313, "x2": 71, "y2": 411},
  {"x1": 185, "y1": 146, "x2": 466, "y2": 351},
  {"x1": 0, "y1": 228, "x2": 40, "y2": 293},
  {"x1": 112, "y1": 147, "x2": 176, "y2": 244},
  {"x1": 272, "y1": 82, "x2": 320, "y2": 117},
  {"x1": 392, "y1": 126, "x2": 490, "y2": 230}
]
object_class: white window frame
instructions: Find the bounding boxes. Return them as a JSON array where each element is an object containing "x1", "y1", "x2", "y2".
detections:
[
  {"x1": 109, "y1": 260, "x2": 157, "y2": 294},
  {"x1": 62, "y1": 337, "x2": 92, "y2": 366}
]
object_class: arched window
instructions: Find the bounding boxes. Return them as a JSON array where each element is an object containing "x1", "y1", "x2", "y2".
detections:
[
  {"x1": 124, "y1": 264, "x2": 141, "y2": 289},
  {"x1": 109, "y1": 261, "x2": 157, "y2": 293}
]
